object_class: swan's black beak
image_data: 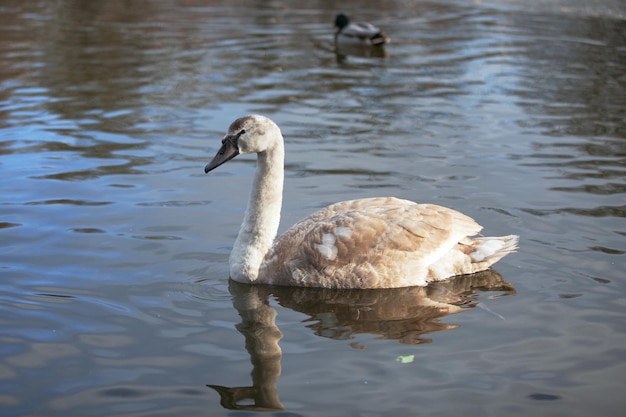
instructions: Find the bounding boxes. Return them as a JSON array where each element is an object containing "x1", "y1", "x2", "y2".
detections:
[{"x1": 205, "y1": 135, "x2": 240, "y2": 173}]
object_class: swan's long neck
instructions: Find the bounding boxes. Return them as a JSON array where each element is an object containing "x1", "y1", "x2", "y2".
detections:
[{"x1": 230, "y1": 138, "x2": 284, "y2": 283}]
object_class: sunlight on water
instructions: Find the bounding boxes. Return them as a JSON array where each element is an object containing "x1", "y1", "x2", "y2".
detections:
[{"x1": 1, "y1": 1, "x2": 625, "y2": 416}]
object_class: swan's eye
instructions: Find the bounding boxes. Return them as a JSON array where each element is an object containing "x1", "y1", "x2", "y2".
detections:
[{"x1": 239, "y1": 129, "x2": 246, "y2": 135}]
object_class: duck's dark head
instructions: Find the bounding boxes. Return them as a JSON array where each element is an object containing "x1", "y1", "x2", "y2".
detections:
[{"x1": 334, "y1": 13, "x2": 349, "y2": 30}]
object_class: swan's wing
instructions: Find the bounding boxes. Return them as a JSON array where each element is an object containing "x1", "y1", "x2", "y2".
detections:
[
  {"x1": 262, "y1": 197, "x2": 483, "y2": 288},
  {"x1": 306, "y1": 198, "x2": 483, "y2": 267}
]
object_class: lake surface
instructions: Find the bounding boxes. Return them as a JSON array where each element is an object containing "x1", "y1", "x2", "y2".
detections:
[{"x1": 1, "y1": 0, "x2": 625, "y2": 416}]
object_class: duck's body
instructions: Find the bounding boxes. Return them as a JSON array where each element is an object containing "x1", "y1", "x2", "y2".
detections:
[
  {"x1": 205, "y1": 115, "x2": 518, "y2": 289},
  {"x1": 334, "y1": 13, "x2": 390, "y2": 47}
]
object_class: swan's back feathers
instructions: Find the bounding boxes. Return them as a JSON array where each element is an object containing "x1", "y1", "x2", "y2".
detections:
[{"x1": 258, "y1": 197, "x2": 515, "y2": 289}]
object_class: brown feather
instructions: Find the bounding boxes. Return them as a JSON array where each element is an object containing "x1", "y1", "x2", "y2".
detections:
[{"x1": 258, "y1": 197, "x2": 513, "y2": 289}]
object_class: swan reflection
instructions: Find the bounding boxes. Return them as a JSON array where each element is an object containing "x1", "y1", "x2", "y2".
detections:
[{"x1": 208, "y1": 270, "x2": 514, "y2": 411}]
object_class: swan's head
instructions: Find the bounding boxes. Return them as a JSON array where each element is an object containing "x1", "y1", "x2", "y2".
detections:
[{"x1": 204, "y1": 114, "x2": 282, "y2": 173}]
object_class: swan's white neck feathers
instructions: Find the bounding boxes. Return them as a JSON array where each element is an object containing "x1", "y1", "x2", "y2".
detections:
[{"x1": 229, "y1": 121, "x2": 284, "y2": 283}]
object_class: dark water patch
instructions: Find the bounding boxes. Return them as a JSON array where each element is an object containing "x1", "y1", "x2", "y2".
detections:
[
  {"x1": 131, "y1": 235, "x2": 183, "y2": 241},
  {"x1": 108, "y1": 183, "x2": 136, "y2": 188},
  {"x1": 528, "y1": 393, "x2": 561, "y2": 401},
  {"x1": 69, "y1": 227, "x2": 106, "y2": 234},
  {"x1": 0, "y1": 222, "x2": 21, "y2": 229},
  {"x1": 521, "y1": 205, "x2": 626, "y2": 218},
  {"x1": 24, "y1": 199, "x2": 112, "y2": 206},
  {"x1": 136, "y1": 200, "x2": 211, "y2": 207},
  {"x1": 551, "y1": 182, "x2": 626, "y2": 195},
  {"x1": 588, "y1": 246, "x2": 625, "y2": 255},
  {"x1": 100, "y1": 387, "x2": 144, "y2": 398},
  {"x1": 559, "y1": 293, "x2": 583, "y2": 299}
]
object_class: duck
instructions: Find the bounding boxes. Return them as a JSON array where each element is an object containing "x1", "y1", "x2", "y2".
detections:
[
  {"x1": 204, "y1": 115, "x2": 518, "y2": 289},
  {"x1": 334, "y1": 13, "x2": 390, "y2": 47}
]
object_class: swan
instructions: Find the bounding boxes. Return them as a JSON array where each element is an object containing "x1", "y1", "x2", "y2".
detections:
[
  {"x1": 334, "y1": 13, "x2": 390, "y2": 47},
  {"x1": 204, "y1": 115, "x2": 518, "y2": 289}
]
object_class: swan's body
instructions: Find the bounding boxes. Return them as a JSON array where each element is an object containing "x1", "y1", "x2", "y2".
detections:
[
  {"x1": 205, "y1": 115, "x2": 518, "y2": 289},
  {"x1": 334, "y1": 13, "x2": 390, "y2": 47}
]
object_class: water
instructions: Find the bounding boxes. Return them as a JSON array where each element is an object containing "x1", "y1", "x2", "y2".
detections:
[{"x1": 1, "y1": 0, "x2": 625, "y2": 416}]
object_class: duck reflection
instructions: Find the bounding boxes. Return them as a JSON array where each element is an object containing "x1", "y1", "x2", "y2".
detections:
[
  {"x1": 335, "y1": 43, "x2": 389, "y2": 64},
  {"x1": 208, "y1": 270, "x2": 514, "y2": 411}
]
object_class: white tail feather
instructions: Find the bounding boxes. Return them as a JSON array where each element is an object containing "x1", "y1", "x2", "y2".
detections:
[{"x1": 471, "y1": 235, "x2": 519, "y2": 263}]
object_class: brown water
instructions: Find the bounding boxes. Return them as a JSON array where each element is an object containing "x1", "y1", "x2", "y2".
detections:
[{"x1": 1, "y1": 1, "x2": 625, "y2": 416}]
